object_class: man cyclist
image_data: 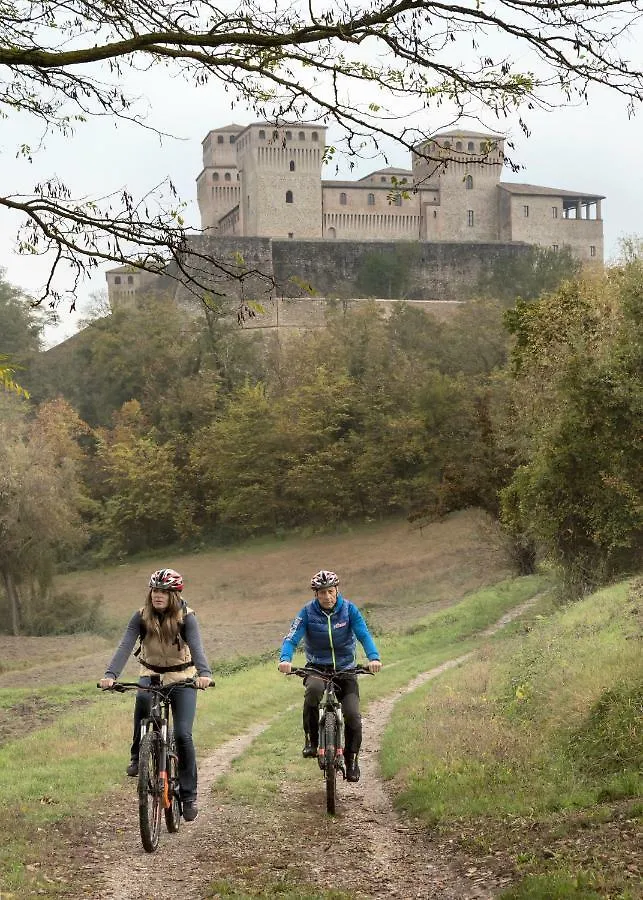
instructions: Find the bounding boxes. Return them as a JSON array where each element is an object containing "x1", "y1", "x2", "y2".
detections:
[{"x1": 278, "y1": 569, "x2": 382, "y2": 783}]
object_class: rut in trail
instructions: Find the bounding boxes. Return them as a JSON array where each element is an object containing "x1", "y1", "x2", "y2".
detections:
[{"x1": 81, "y1": 599, "x2": 538, "y2": 900}]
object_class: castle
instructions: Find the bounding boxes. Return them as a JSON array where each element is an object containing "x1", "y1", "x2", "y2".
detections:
[
  {"x1": 106, "y1": 123, "x2": 604, "y2": 317},
  {"x1": 196, "y1": 123, "x2": 603, "y2": 258}
]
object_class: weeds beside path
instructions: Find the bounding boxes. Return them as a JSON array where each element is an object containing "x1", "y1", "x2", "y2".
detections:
[{"x1": 58, "y1": 597, "x2": 542, "y2": 900}]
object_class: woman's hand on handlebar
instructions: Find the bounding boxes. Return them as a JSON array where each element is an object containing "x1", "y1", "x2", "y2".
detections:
[
  {"x1": 367, "y1": 660, "x2": 382, "y2": 674},
  {"x1": 278, "y1": 661, "x2": 292, "y2": 674},
  {"x1": 99, "y1": 677, "x2": 115, "y2": 689},
  {"x1": 195, "y1": 675, "x2": 212, "y2": 690}
]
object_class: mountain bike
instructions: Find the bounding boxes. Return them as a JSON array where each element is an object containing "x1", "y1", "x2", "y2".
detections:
[
  {"x1": 98, "y1": 676, "x2": 210, "y2": 852},
  {"x1": 288, "y1": 666, "x2": 372, "y2": 815}
]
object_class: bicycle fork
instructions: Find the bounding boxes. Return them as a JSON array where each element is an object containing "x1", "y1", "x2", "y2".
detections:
[{"x1": 142, "y1": 720, "x2": 172, "y2": 809}]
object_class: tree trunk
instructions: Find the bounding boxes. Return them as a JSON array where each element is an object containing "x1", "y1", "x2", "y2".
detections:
[{"x1": 1, "y1": 569, "x2": 21, "y2": 635}]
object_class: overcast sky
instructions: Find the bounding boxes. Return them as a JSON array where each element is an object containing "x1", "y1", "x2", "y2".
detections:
[{"x1": 2, "y1": 21, "x2": 642, "y2": 348}]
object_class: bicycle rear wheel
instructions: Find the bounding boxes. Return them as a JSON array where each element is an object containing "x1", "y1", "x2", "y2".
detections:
[
  {"x1": 164, "y1": 729, "x2": 181, "y2": 834},
  {"x1": 324, "y1": 712, "x2": 337, "y2": 815},
  {"x1": 138, "y1": 731, "x2": 163, "y2": 852}
]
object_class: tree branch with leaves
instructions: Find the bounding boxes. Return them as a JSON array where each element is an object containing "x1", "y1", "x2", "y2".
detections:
[{"x1": 2, "y1": 0, "x2": 643, "y2": 306}]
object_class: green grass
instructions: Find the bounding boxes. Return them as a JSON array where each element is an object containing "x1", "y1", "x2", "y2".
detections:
[{"x1": 379, "y1": 578, "x2": 642, "y2": 896}]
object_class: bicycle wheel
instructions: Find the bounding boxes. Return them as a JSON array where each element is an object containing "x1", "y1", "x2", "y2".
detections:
[
  {"x1": 324, "y1": 712, "x2": 337, "y2": 815},
  {"x1": 138, "y1": 731, "x2": 163, "y2": 852},
  {"x1": 164, "y1": 729, "x2": 181, "y2": 834}
]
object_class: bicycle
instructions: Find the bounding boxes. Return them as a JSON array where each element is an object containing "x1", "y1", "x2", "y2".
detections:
[
  {"x1": 288, "y1": 665, "x2": 372, "y2": 815},
  {"x1": 98, "y1": 676, "x2": 212, "y2": 852}
]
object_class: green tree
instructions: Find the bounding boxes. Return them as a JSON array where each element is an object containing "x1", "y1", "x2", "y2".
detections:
[
  {"x1": 2, "y1": 2, "x2": 642, "y2": 302},
  {"x1": 501, "y1": 263, "x2": 643, "y2": 593},
  {"x1": 0, "y1": 395, "x2": 86, "y2": 633}
]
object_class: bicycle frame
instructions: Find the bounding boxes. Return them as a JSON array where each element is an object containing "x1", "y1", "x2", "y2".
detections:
[{"x1": 288, "y1": 665, "x2": 372, "y2": 814}]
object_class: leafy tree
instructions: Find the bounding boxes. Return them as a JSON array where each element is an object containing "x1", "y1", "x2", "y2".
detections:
[
  {"x1": 2, "y1": 1, "x2": 643, "y2": 303},
  {"x1": 501, "y1": 262, "x2": 643, "y2": 593},
  {"x1": 354, "y1": 245, "x2": 421, "y2": 300},
  {"x1": 0, "y1": 267, "x2": 53, "y2": 396},
  {"x1": 93, "y1": 401, "x2": 196, "y2": 555},
  {"x1": 0, "y1": 395, "x2": 86, "y2": 633}
]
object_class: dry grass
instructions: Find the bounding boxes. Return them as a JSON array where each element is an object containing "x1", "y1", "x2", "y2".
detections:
[{"x1": 0, "y1": 508, "x2": 512, "y2": 686}]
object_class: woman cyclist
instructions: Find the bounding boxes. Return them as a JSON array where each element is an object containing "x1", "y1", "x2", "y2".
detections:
[
  {"x1": 99, "y1": 568, "x2": 212, "y2": 822},
  {"x1": 278, "y1": 569, "x2": 382, "y2": 783}
]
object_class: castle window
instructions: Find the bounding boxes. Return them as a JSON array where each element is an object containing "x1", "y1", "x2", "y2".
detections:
[
  {"x1": 552, "y1": 244, "x2": 559, "y2": 252},
  {"x1": 456, "y1": 141, "x2": 462, "y2": 150},
  {"x1": 114, "y1": 276, "x2": 121, "y2": 284},
  {"x1": 289, "y1": 160, "x2": 295, "y2": 171},
  {"x1": 552, "y1": 206, "x2": 558, "y2": 218},
  {"x1": 433, "y1": 210, "x2": 437, "y2": 218},
  {"x1": 340, "y1": 192, "x2": 347, "y2": 205},
  {"x1": 286, "y1": 190, "x2": 293, "y2": 204},
  {"x1": 213, "y1": 172, "x2": 219, "y2": 182},
  {"x1": 311, "y1": 132, "x2": 319, "y2": 141},
  {"x1": 443, "y1": 141, "x2": 451, "y2": 149},
  {"x1": 467, "y1": 209, "x2": 474, "y2": 227},
  {"x1": 367, "y1": 193, "x2": 375, "y2": 205},
  {"x1": 272, "y1": 130, "x2": 279, "y2": 140},
  {"x1": 217, "y1": 135, "x2": 224, "y2": 144},
  {"x1": 286, "y1": 131, "x2": 292, "y2": 140},
  {"x1": 465, "y1": 174, "x2": 473, "y2": 190},
  {"x1": 259, "y1": 129, "x2": 265, "y2": 139},
  {"x1": 590, "y1": 245, "x2": 596, "y2": 257},
  {"x1": 467, "y1": 141, "x2": 474, "y2": 151},
  {"x1": 393, "y1": 195, "x2": 402, "y2": 207},
  {"x1": 127, "y1": 275, "x2": 134, "y2": 284},
  {"x1": 225, "y1": 172, "x2": 231, "y2": 181},
  {"x1": 380, "y1": 176, "x2": 387, "y2": 183},
  {"x1": 523, "y1": 204, "x2": 529, "y2": 217},
  {"x1": 298, "y1": 131, "x2": 305, "y2": 140},
  {"x1": 288, "y1": 232, "x2": 294, "y2": 239},
  {"x1": 237, "y1": 173, "x2": 240, "y2": 180},
  {"x1": 229, "y1": 135, "x2": 235, "y2": 143},
  {"x1": 479, "y1": 142, "x2": 486, "y2": 152}
]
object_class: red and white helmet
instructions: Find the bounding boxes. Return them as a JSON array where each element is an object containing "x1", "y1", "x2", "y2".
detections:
[
  {"x1": 310, "y1": 570, "x2": 339, "y2": 591},
  {"x1": 149, "y1": 568, "x2": 184, "y2": 592}
]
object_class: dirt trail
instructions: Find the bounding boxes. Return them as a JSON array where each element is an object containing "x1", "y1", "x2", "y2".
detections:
[{"x1": 67, "y1": 599, "x2": 538, "y2": 900}]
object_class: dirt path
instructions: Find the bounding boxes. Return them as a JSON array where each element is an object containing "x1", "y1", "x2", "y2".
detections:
[{"x1": 57, "y1": 598, "x2": 538, "y2": 900}]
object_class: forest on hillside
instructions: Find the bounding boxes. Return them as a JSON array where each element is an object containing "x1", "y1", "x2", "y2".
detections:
[{"x1": 0, "y1": 245, "x2": 641, "y2": 635}]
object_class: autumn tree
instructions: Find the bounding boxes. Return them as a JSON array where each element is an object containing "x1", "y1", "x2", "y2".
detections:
[
  {"x1": 2, "y1": 1, "x2": 643, "y2": 306},
  {"x1": 501, "y1": 260, "x2": 643, "y2": 593},
  {"x1": 0, "y1": 395, "x2": 87, "y2": 633}
]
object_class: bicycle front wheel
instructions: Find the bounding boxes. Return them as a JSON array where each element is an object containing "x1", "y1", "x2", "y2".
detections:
[
  {"x1": 138, "y1": 731, "x2": 163, "y2": 852},
  {"x1": 324, "y1": 712, "x2": 337, "y2": 815},
  {"x1": 164, "y1": 729, "x2": 181, "y2": 834}
]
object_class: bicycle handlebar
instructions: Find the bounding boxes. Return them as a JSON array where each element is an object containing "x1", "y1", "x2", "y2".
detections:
[
  {"x1": 287, "y1": 665, "x2": 374, "y2": 680},
  {"x1": 97, "y1": 678, "x2": 215, "y2": 693}
]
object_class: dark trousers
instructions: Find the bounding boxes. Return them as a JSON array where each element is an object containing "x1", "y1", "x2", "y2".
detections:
[
  {"x1": 303, "y1": 673, "x2": 362, "y2": 756},
  {"x1": 130, "y1": 677, "x2": 198, "y2": 802}
]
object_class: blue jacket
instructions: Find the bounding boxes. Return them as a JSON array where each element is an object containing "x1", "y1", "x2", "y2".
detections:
[{"x1": 280, "y1": 593, "x2": 380, "y2": 669}]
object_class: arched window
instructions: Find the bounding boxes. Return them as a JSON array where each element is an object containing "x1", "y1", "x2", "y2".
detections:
[
  {"x1": 289, "y1": 160, "x2": 295, "y2": 171},
  {"x1": 467, "y1": 141, "x2": 475, "y2": 151},
  {"x1": 456, "y1": 141, "x2": 462, "y2": 150},
  {"x1": 479, "y1": 142, "x2": 486, "y2": 153},
  {"x1": 217, "y1": 135, "x2": 224, "y2": 144},
  {"x1": 286, "y1": 131, "x2": 292, "y2": 140},
  {"x1": 339, "y1": 192, "x2": 347, "y2": 205},
  {"x1": 443, "y1": 141, "x2": 451, "y2": 149},
  {"x1": 127, "y1": 275, "x2": 134, "y2": 284},
  {"x1": 393, "y1": 196, "x2": 402, "y2": 207},
  {"x1": 465, "y1": 174, "x2": 473, "y2": 190},
  {"x1": 286, "y1": 190, "x2": 293, "y2": 203},
  {"x1": 258, "y1": 129, "x2": 265, "y2": 139},
  {"x1": 236, "y1": 173, "x2": 240, "y2": 180},
  {"x1": 229, "y1": 135, "x2": 236, "y2": 143},
  {"x1": 298, "y1": 131, "x2": 305, "y2": 141},
  {"x1": 367, "y1": 193, "x2": 375, "y2": 206},
  {"x1": 328, "y1": 226, "x2": 336, "y2": 238},
  {"x1": 224, "y1": 172, "x2": 231, "y2": 182},
  {"x1": 114, "y1": 276, "x2": 121, "y2": 285},
  {"x1": 380, "y1": 176, "x2": 387, "y2": 183},
  {"x1": 213, "y1": 172, "x2": 219, "y2": 182},
  {"x1": 311, "y1": 132, "x2": 319, "y2": 141}
]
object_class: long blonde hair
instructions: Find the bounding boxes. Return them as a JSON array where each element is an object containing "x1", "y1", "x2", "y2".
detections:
[{"x1": 141, "y1": 590, "x2": 184, "y2": 645}]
